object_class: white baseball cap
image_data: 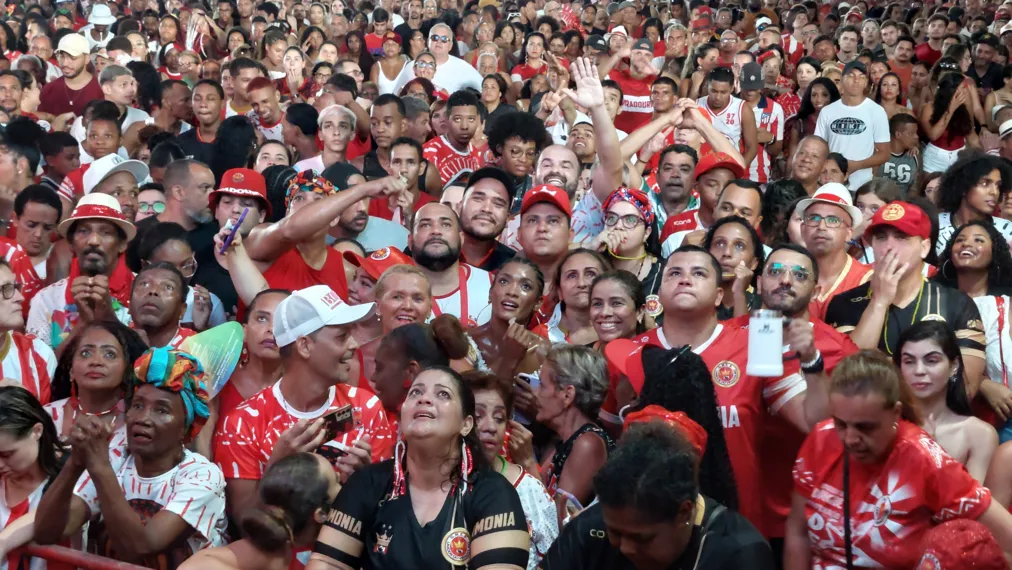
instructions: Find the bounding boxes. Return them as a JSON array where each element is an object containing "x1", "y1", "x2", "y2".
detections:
[
  {"x1": 1000, "y1": 119, "x2": 1012, "y2": 139},
  {"x1": 273, "y1": 285, "x2": 374, "y2": 347},
  {"x1": 56, "y1": 34, "x2": 90, "y2": 58},
  {"x1": 88, "y1": 4, "x2": 116, "y2": 25},
  {"x1": 83, "y1": 154, "x2": 149, "y2": 195},
  {"x1": 795, "y1": 182, "x2": 863, "y2": 227}
]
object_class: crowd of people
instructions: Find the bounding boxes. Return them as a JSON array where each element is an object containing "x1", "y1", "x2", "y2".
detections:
[{"x1": 0, "y1": 0, "x2": 1012, "y2": 567}]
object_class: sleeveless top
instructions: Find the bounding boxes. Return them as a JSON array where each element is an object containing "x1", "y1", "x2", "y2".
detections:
[
  {"x1": 930, "y1": 126, "x2": 966, "y2": 151},
  {"x1": 362, "y1": 151, "x2": 390, "y2": 180},
  {"x1": 545, "y1": 423, "x2": 615, "y2": 503},
  {"x1": 376, "y1": 59, "x2": 405, "y2": 95}
]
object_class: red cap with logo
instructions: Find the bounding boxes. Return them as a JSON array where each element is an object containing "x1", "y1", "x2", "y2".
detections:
[
  {"x1": 695, "y1": 152, "x2": 746, "y2": 179},
  {"x1": 209, "y1": 168, "x2": 272, "y2": 218},
  {"x1": 343, "y1": 246, "x2": 414, "y2": 281},
  {"x1": 866, "y1": 201, "x2": 931, "y2": 240},
  {"x1": 917, "y1": 520, "x2": 1009, "y2": 570},
  {"x1": 520, "y1": 184, "x2": 572, "y2": 217}
]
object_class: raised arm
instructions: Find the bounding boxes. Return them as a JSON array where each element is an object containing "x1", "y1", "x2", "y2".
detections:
[
  {"x1": 561, "y1": 58, "x2": 623, "y2": 204},
  {"x1": 243, "y1": 176, "x2": 406, "y2": 263}
]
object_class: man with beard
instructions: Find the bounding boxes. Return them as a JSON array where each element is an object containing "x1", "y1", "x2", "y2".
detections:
[
  {"x1": 28, "y1": 193, "x2": 136, "y2": 349},
  {"x1": 485, "y1": 111, "x2": 552, "y2": 207},
  {"x1": 0, "y1": 72, "x2": 24, "y2": 121},
  {"x1": 225, "y1": 57, "x2": 266, "y2": 119},
  {"x1": 242, "y1": 171, "x2": 405, "y2": 307},
  {"x1": 39, "y1": 34, "x2": 103, "y2": 116},
  {"x1": 789, "y1": 135, "x2": 829, "y2": 195},
  {"x1": 459, "y1": 167, "x2": 515, "y2": 271},
  {"x1": 632, "y1": 245, "x2": 830, "y2": 530},
  {"x1": 127, "y1": 159, "x2": 216, "y2": 270},
  {"x1": 726, "y1": 244, "x2": 858, "y2": 554},
  {"x1": 409, "y1": 201, "x2": 493, "y2": 326},
  {"x1": 128, "y1": 262, "x2": 195, "y2": 349},
  {"x1": 798, "y1": 183, "x2": 871, "y2": 320}
]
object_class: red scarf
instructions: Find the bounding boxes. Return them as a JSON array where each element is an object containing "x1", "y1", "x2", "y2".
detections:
[{"x1": 63, "y1": 255, "x2": 134, "y2": 307}]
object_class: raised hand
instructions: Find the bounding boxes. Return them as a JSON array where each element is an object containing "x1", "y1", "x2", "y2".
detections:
[{"x1": 562, "y1": 57, "x2": 605, "y2": 109}]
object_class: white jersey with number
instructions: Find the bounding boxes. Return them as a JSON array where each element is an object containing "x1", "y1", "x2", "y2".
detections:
[{"x1": 697, "y1": 96, "x2": 746, "y2": 151}]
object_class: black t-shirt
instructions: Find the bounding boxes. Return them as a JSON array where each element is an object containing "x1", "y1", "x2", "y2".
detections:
[
  {"x1": 540, "y1": 498, "x2": 776, "y2": 570},
  {"x1": 125, "y1": 216, "x2": 217, "y2": 272},
  {"x1": 191, "y1": 239, "x2": 239, "y2": 318},
  {"x1": 471, "y1": 242, "x2": 516, "y2": 273},
  {"x1": 824, "y1": 280, "x2": 986, "y2": 357},
  {"x1": 315, "y1": 460, "x2": 530, "y2": 570},
  {"x1": 175, "y1": 129, "x2": 215, "y2": 166}
]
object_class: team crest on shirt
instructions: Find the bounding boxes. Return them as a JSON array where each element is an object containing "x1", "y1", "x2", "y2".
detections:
[
  {"x1": 374, "y1": 524, "x2": 393, "y2": 554},
  {"x1": 921, "y1": 314, "x2": 947, "y2": 322},
  {"x1": 644, "y1": 295, "x2": 663, "y2": 317},
  {"x1": 712, "y1": 361, "x2": 740, "y2": 388},
  {"x1": 917, "y1": 553, "x2": 941, "y2": 570},
  {"x1": 441, "y1": 528, "x2": 471, "y2": 566},
  {"x1": 873, "y1": 495, "x2": 893, "y2": 526}
]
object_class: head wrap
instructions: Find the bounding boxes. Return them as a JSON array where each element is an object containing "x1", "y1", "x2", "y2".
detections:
[
  {"x1": 624, "y1": 405, "x2": 708, "y2": 457},
  {"x1": 602, "y1": 187, "x2": 656, "y2": 227},
  {"x1": 133, "y1": 348, "x2": 210, "y2": 443},
  {"x1": 285, "y1": 169, "x2": 337, "y2": 209}
]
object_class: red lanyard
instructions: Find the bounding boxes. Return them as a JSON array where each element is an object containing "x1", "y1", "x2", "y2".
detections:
[
  {"x1": 998, "y1": 297, "x2": 1009, "y2": 387},
  {"x1": 431, "y1": 265, "x2": 469, "y2": 325}
]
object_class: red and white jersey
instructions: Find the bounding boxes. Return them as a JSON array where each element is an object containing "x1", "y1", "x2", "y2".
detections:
[
  {"x1": 634, "y1": 323, "x2": 806, "y2": 528},
  {"x1": 0, "y1": 331, "x2": 56, "y2": 405},
  {"x1": 608, "y1": 68, "x2": 657, "y2": 134},
  {"x1": 44, "y1": 398, "x2": 128, "y2": 448},
  {"x1": 0, "y1": 474, "x2": 47, "y2": 570},
  {"x1": 510, "y1": 61, "x2": 549, "y2": 84},
  {"x1": 430, "y1": 263, "x2": 493, "y2": 328},
  {"x1": 808, "y1": 256, "x2": 873, "y2": 322},
  {"x1": 57, "y1": 163, "x2": 92, "y2": 202},
  {"x1": 749, "y1": 95, "x2": 785, "y2": 183},
  {"x1": 794, "y1": 420, "x2": 991, "y2": 568},
  {"x1": 780, "y1": 33, "x2": 804, "y2": 76},
  {"x1": 697, "y1": 95, "x2": 746, "y2": 151},
  {"x1": 245, "y1": 109, "x2": 285, "y2": 142},
  {"x1": 422, "y1": 135, "x2": 483, "y2": 189},
  {"x1": 659, "y1": 209, "x2": 707, "y2": 257},
  {"x1": 73, "y1": 444, "x2": 227, "y2": 563},
  {"x1": 214, "y1": 380, "x2": 395, "y2": 480},
  {"x1": 0, "y1": 239, "x2": 45, "y2": 318}
]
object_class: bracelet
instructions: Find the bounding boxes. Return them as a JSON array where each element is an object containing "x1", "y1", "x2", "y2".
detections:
[
  {"x1": 800, "y1": 350, "x2": 822, "y2": 369},
  {"x1": 801, "y1": 350, "x2": 824, "y2": 374}
]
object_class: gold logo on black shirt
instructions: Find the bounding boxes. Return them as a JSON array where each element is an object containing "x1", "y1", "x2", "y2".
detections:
[
  {"x1": 472, "y1": 512, "x2": 516, "y2": 534},
  {"x1": 327, "y1": 510, "x2": 362, "y2": 535}
]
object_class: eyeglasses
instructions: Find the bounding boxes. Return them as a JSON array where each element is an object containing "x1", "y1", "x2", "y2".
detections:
[
  {"x1": 0, "y1": 282, "x2": 20, "y2": 300},
  {"x1": 604, "y1": 213, "x2": 644, "y2": 229},
  {"x1": 138, "y1": 201, "x2": 166, "y2": 214},
  {"x1": 803, "y1": 213, "x2": 845, "y2": 228},
  {"x1": 415, "y1": 61, "x2": 435, "y2": 69},
  {"x1": 429, "y1": 34, "x2": 451, "y2": 43},
  {"x1": 765, "y1": 262, "x2": 811, "y2": 282}
]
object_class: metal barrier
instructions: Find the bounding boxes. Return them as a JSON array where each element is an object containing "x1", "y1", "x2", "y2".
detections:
[{"x1": 19, "y1": 545, "x2": 150, "y2": 569}]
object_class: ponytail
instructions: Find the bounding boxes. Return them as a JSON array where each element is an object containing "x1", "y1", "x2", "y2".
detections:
[{"x1": 240, "y1": 505, "x2": 296, "y2": 553}]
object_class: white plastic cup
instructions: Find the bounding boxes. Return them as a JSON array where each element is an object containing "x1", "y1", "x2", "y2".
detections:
[{"x1": 747, "y1": 310, "x2": 785, "y2": 377}]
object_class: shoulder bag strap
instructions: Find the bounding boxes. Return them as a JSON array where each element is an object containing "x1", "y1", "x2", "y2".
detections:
[{"x1": 844, "y1": 452, "x2": 854, "y2": 570}]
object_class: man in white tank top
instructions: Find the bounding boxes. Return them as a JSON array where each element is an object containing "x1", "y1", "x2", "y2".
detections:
[{"x1": 696, "y1": 67, "x2": 759, "y2": 168}]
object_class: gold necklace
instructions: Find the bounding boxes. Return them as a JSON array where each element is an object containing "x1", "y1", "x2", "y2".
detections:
[{"x1": 882, "y1": 280, "x2": 926, "y2": 355}]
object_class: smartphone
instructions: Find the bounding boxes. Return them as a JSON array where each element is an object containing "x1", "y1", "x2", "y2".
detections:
[
  {"x1": 321, "y1": 404, "x2": 354, "y2": 444},
  {"x1": 219, "y1": 207, "x2": 249, "y2": 255}
]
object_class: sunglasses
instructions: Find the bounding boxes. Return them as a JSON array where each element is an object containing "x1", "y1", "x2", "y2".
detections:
[
  {"x1": 138, "y1": 202, "x2": 166, "y2": 213},
  {"x1": 429, "y1": 34, "x2": 451, "y2": 43},
  {"x1": 415, "y1": 60, "x2": 435, "y2": 69}
]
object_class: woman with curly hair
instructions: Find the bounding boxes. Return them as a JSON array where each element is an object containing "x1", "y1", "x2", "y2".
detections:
[
  {"x1": 399, "y1": 75, "x2": 437, "y2": 105},
  {"x1": 934, "y1": 151, "x2": 1012, "y2": 256},
  {"x1": 934, "y1": 220, "x2": 1012, "y2": 431},
  {"x1": 44, "y1": 320, "x2": 147, "y2": 443},
  {"x1": 760, "y1": 180, "x2": 808, "y2": 247},
  {"x1": 484, "y1": 110, "x2": 550, "y2": 193},
  {"x1": 920, "y1": 72, "x2": 979, "y2": 172}
]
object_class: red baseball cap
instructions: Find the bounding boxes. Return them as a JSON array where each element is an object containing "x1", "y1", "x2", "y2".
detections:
[
  {"x1": 604, "y1": 339, "x2": 647, "y2": 394},
  {"x1": 343, "y1": 246, "x2": 414, "y2": 281},
  {"x1": 209, "y1": 168, "x2": 272, "y2": 218},
  {"x1": 383, "y1": 31, "x2": 401, "y2": 43},
  {"x1": 520, "y1": 184, "x2": 572, "y2": 217},
  {"x1": 918, "y1": 520, "x2": 1009, "y2": 570},
  {"x1": 695, "y1": 152, "x2": 746, "y2": 179},
  {"x1": 866, "y1": 201, "x2": 931, "y2": 241}
]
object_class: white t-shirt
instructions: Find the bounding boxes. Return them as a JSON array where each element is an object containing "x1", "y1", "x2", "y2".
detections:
[
  {"x1": 814, "y1": 97, "x2": 890, "y2": 190},
  {"x1": 936, "y1": 212, "x2": 1012, "y2": 256},
  {"x1": 974, "y1": 295, "x2": 1012, "y2": 389},
  {"x1": 74, "y1": 444, "x2": 227, "y2": 557},
  {"x1": 430, "y1": 263, "x2": 493, "y2": 327},
  {"x1": 71, "y1": 106, "x2": 151, "y2": 143},
  {"x1": 293, "y1": 154, "x2": 326, "y2": 174}
]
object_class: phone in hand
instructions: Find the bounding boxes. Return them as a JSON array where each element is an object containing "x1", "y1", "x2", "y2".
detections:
[
  {"x1": 219, "y1": 207, "x2": 249, "y2": 255},
  {"x1": 321, "y1": 405, "x2": 354, "y2": 444}
]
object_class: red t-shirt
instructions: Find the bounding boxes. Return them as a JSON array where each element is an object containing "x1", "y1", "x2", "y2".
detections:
[
  {"x1": 510, "y1": 61, "x2": 549, "y2": 83},
  {"x1": 422, "y1": 135, "x2": 482, "y2": 188},
  {"x1": 634, "y1": 324, "x2": 806, "y2": 528},
  {"x1": 608, "y1": 67, "x2": 657, "y2": 134},
  {"x1": 724, "y1": 314, "x2": 860, "y2": 538},
  {"x1": 261, "y1": 247, "x2": 349, "y2": 305},
  {"x1": 214, "y1": 380, "x2": 395, "y2": 479},
  {"x1": 794, "y1": 420, "x2": 991, "y2": 568},
  {"x1": 808, "y1": 256, "x2": 873, "y2": 322},
  {"x1": 38, "y1": 77, "x2": 104, "y2": 117},
  {"x1": 915, "y1": 42, "x2": 942, "y2": 67},
  {"x1": 367, "y1": 189, "x2": 436, "y2": 220}
]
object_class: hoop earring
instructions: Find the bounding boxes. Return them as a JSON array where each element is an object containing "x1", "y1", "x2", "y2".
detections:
[{"x1": 940, "y1": 259, "x2": 955, "y2": 280}]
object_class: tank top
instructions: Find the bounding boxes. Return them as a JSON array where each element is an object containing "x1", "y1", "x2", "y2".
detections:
[
  {"x1": 930, "y1": 127, "x2": 966, "y2": 151},
  {"x1": 376, "y1": 60, "x2": 405, "y2": 95},
  {"x1": 698, "y1": 95, "x2": 746, "y2": 152},
  {"x1": 544, "y1": 423, "x2": 615, "y2": 501},
  {"x1": 362, "y1": 151, "x2": 390, "y2": 180}
]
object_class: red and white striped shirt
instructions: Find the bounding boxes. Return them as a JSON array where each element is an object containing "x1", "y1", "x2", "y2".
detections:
[
  {"x1": 1, "y1": 331, "x2": 56, "y2": 405},
  {"x1": 749, "y1": 95, "x2": 785, "y2": 183},
  {"x1": 0, "y1": 475, "x2": 47, "y2": 570}
]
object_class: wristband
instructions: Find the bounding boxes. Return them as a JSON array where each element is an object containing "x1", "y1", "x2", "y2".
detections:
[{"x1": 801, "y1": 350, "x2": 824, "y2": 374}]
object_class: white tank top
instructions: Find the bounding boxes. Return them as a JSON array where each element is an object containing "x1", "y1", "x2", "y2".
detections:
[
  {"x1": 376, "y1": 59, "x2": 407, "y2": 95},
  {"x1": 697, "y1": 96, "x2": 745, "y2": 151}
]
